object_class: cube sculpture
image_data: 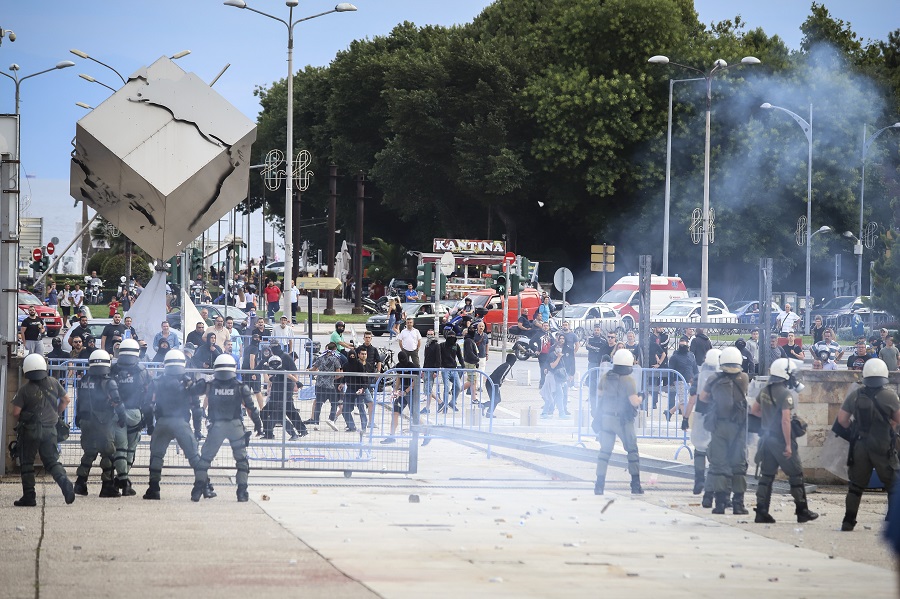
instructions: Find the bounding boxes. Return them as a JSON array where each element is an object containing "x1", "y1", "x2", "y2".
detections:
[{"x1": 70, "y1": 56, "x2": 257, "y2": 261}]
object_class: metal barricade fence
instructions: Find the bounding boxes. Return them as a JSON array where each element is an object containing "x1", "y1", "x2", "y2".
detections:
[{"x1": 576, "y1": 366, "x2": 691, "y2": 459}]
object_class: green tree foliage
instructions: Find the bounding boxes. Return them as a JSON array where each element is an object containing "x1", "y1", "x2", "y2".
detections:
[
  {"x1": 365, "y1": 237, "x2": 409, "y2": 281},
  {"x1": 99, "y1": 254, "x2": 152, "y2": 287}
]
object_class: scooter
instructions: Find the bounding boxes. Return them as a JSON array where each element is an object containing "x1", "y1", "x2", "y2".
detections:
[{"x1": 512, "y1": 333, "x2": 539, "y2": 361}]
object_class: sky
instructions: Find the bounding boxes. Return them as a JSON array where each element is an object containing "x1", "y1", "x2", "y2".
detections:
[{"x1": 1, "y1": 0, "x2": 898, "y2": 267}]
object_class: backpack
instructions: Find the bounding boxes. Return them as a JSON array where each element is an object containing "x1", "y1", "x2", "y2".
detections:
[{"x1": 708, "y1": 372, "x2": 748, "y2": 421}]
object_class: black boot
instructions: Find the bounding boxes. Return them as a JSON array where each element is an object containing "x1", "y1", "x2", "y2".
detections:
[
  {"x1": 236, "y1": 484, "x2": 249, "y2": 502},
  {"x1": 711, "y1": 492, "x2": 728, "y2": 514},
  {"x1": 143, "y1": 481, "x2": 161, "y2": 500},
  {"x1": 190, "y1": 480, "x2": 206, "y2": 503},
  {"x1": 99, "y1": 480, "x2": 121, "y2": 498},
  {"x1": 754, "y1": 507, "x2": 776, "y2": 523},
  {"x1": 204, "y1": 481, "x2": 217, "y2": 499},
  {"x1": 732, "y1": 493, "x2": 749, "y2": 515},
  {"x1": 14, "y1": 493, "x2": 37, "y2": 507},
  {"x1": 58, "y1": 478, "x2": 76, "y2": 505},
  {"x1": 630, "y1": 475, "x2": 644, "y2": 495},
  {"x1": 796, "y1": 502, "x2": 819, "y2": 523},
  {"x1": 701, "y1": 491, "x2": 713, "y2": 509},
  {"x1": 73, "y1": 476, "x2": 88, "y2": 496},
  {"x1": 118, "y1": 479, "x2": 136, "y2": 497},
  {"x1": 692, "y1": 452, "x2": 706, "y2": 495},
  {"x1": 841, "y1": 518, "x2": 856, "y2": 531}
]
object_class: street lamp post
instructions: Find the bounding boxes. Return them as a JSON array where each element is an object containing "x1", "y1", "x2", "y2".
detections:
[
  {"x1": 224, "y1": 0, "x2": 357, "y2": 320},
  {"x1": 662, "y1": 76, "x2": 705, "y2": 276},
  {"x1": 857, "y1": 122, "x2": 900, "y2": 298},
  {"x1": 649, "y1": 55, "x2": 760, "y2": 320},
  {"x1": 761, "y1": 102, "x2": 815, "y2": 333}
]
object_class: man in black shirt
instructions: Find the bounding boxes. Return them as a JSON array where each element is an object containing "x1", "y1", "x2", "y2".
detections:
[
  {"x1": 847, "y1": 341, "x2": 872, "y2": 371},
  {"x1": 101, "y1": 312, "x2": 127, "y2": 354},
  {"x1": 68, "y1": 315, "x2": 92, "y2": 347},
  {"x1": 186, "y1": 321, "x2": 207, "y2": 347},
  {"x1": 19, "y1": 307, "x2": 44, "y2": 355}
]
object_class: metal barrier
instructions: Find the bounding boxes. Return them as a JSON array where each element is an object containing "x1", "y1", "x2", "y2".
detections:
[{"x1": 575, "y1": 366, "x2": 692, "y2": 459}]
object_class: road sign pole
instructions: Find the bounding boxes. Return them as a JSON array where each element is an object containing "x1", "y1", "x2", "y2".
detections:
[{"x1": 502, "y1": 260, "x2": 510, "y2": 358}]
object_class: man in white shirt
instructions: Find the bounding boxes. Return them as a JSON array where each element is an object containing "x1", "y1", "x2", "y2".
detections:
[
  {"x1": 273, "y1": 315, "x2": 293, "y2": 354},
  {"x1": 70, "y1": 284, "x2": 85, "y2": 317},
  {"x1": 776, "y1": 303, "x2": 801, "y2": 337},
  {"x1": 210, "y1": 315, "x2": 228, "y2": 351},
  {"x1": 810, "y1": 327, "x2": 844, "y2": 363},
  {"x1": 290, "y1": 282, "x2": 299, "y2": 324},
  {"x1": 397, "y1": 317, "x2": 422, "y2": 367}
]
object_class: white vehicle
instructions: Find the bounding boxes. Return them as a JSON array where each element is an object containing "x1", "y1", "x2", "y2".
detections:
[
  {"x1": 662, "y1": 297, "x2": 730, "y2": 313},
  {"x1": 551, "y1": 303, "x2": 624, "y2": 342},
  {"x1": 596, "y1": 275, "x2": 689, "y2": 330},
  {"x1": 652, "y1": 301, "x2": 738, "y2": 323}
]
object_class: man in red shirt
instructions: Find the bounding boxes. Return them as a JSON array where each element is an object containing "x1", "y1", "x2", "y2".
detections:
[{"x1": 264, "y1": 280, "x2": 282, "y2": 323}]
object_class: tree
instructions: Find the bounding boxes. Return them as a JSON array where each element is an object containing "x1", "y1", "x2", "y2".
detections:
[{"x1": 365, "y1": 237, "x2": 409, "y2": 281}]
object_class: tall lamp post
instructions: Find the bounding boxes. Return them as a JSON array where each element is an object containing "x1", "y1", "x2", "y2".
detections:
[
  {"x1": 856, "y1": 122, "x2": 900, "y2": 297},
  {"x1": 760, "y1": 102, "x2": 815, "y2": 333},
  {"x1": 649, "y1": 55, "x2": 760, "y2": 320},
  {"x1": 224, "y1": 0, "x2": 357, "y2": 320},
  {"x1": 662, "y1": 76, "x2": 705, "y2": 276}
]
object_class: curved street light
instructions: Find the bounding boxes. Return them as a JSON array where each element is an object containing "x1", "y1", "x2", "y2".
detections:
[
  {"x1": 1, "y1": 61, "x2": 75, "y2": 114},
  {"x1": 760, "y1": 102, "x2": 815, "y2": 333},
  {"x1": 224, "y1": 0, "x2": 357, "y2": 320},
  {"x1": 648, "y1": 55, "x2": 760, "y2": 320},
  {"x1": 856, "y1": 122, "x2": 900, "y2": 297}
]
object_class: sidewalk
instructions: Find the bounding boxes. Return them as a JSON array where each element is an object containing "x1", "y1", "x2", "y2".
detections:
[{"x1": 0, "y1": 441, "x2": 894, "y2": 598}]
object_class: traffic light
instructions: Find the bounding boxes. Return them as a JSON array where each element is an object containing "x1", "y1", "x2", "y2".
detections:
[
  {"x1": 436, "y1": 272, "x2": 447, "y2": 300},
  {"x1": 166, "y1": 256, "x2": 181, "y2": 285},
  {"x1": 190, "y1": 247, "x2": 203, "y2": 278},
  {"x1": 590, "y1": 244, "x2": 615, "y2": 272},
  {"x1": 31, "y1": 259, "x2": 44, "y2": 273},
  {"x1": 510, "y1": 257, "x2": 534, "y2": 294},
  {"x1": 487, "y1": 264, "x2": 507, "y2": 296},
  {"x1": 416, "y1": 262, "x2": 433, "y2": 299},
  {"x1": 41, "y1": 255, "x2": 49, "y2": 271}
]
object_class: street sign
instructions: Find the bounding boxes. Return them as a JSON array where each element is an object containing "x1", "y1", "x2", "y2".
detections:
[
  {"x1": 439, "y1": 251, "x2": 455, "y2": 276},
  {"x1": 553, "y1": 267, "x2": 574, "y2": 293},
  {"x1": 32, "y1": 247, "x2": 42, "y2": 261},
  {"x1": 504, "y1": 251, "x2": 516, "y2": 264},
  {"x1": 46, "y1": 242, "x2": 55, "y2": 255},
  {"x1": 294, "y1": 276, "x2": 342, "y2": 291}
]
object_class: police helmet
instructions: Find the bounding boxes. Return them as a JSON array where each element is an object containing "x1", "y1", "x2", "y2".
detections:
[
  {"x1": 214, "y1": 354, "x2": 238, "y2": 380},
  {"x1": 268, "y1": 355, "x2": 283, "y2": 370},
  {"x1": 22, "y1": 353, "x2": 48, "y2": 381},
  {"x1": 118, "y1": 339, "x2": 141, "y2": 366},
  {"x1": 164, "y1": 349, "x2": 187, "y2": 376},
  {"x1": 611, "y1": 348, "x2": 633, "y2": 375},
  {"x1": 704, "y1": 348, "x2": 722, "y2": 370},
  {"x1": 719, "y1": 346, "x2": 743, "y2": 374},
  {"x1": 863, "y1": 358, "x2": 889, "y2": 389},
  {"x1": 769, "y1": 358, "x2": 793, "y2": 382},
  {"x1": 88, "y1": 349, "x2": 112, "y2": 376}
]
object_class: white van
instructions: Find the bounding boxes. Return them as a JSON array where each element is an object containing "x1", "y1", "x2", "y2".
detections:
[{"x1": 596, "y1": 275, "x2": 689, "y2": 330}]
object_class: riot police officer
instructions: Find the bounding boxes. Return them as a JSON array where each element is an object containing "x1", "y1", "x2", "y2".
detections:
[
  {"x1": 10, "y1": 354, "x2": 76, "y2": 506},
  {"x1": 194, "y1": 355, "x2": 263, "y2": 502},
  {"x1": 143, "y1": 349, "x2": 205, "y2": 501},
  {"x1": 835, "y1": 358, "x2": 900, "y2": 531},
  {"x1": 110, "y1": 338, "x2": 152, "y2": 496},
  {"x1": 699, "y1": 346, "x2": 750, "y2": 515},
  {"x1": 74, "y1": 350, "x2": 127, "y2": 498},
  {"x1": 682, "y1": 348, "x2": 720, "y2": 507},
  {"x1": 592, "y1": 349, "x2": 643, "y2": 495},
  {"x1": 750, "y1": 358, "x2": 818, "y2": 523}
]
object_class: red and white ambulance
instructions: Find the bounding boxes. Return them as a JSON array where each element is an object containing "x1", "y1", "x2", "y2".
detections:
[{"x1": 596, "y1": 275, "x2": 689, "y2": 330}]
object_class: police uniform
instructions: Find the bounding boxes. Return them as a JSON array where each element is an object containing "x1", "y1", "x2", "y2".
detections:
[
  {"x1": 74, "y1": 366, "x2": 127, "y2": 498},
  {"x1": 143, "y1": 371, "x2": 204, "y2": 500},
  {"x1": 592, "y1": 353, "x2": 643, "y2": 495},
  {"x1": 110, "y1": 360, "x2": 152, "y2": 495},
  {"x1": 840, "y1": 381, "x2": 900, "y2": 530},
  {"x1": 752, "y1": 370, "x2": 817, "y2": 523},
  {"x1": 703, "y1": 364, "x2": 750, "y2": 514},
  {"x1": 195, "y1": 375, "x2": 263, "y2": 502},
  {"x1": 11, "y1": 370, "x2": 76, "y2": 506},
  {"x1": 690, "y1": 361, "x2": 717, "y2": 506}
]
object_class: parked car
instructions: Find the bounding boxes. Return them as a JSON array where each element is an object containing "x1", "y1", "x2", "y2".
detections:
[
  {"x1": 809, "y1": 296, "x2": 892, "y2": 331},
  {"x1": 167, "y1": 304, "x2": 273, "y2": 335},
  {"x1": 550, "y1": 303, "x2": 624, "y2": 342},
  {"x1": 264, "y1": 261, "x2": 284, "y2": 274},
  {"x1": 663, "y1": 297, "x2": 730, "y2": 313},
  {"x1": 18, "y1": 290, "x2": 63, "y2": 337},
  {"x1": 652, "y1": 301, "x2": 738, "y2": 323},
  {"x1": 366, "y1": 302, "x2": 452, "y2": 336},
  {"x1": 732, "y1": 300, "x2": 782, "y2": 325}
]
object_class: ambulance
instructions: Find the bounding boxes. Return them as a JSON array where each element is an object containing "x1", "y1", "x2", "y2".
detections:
[{"x1": 596, "y1": 275, "x2": 689, "y2": 330}]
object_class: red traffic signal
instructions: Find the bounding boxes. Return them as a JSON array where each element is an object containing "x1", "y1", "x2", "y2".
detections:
[
  {"x1": 32, "y1": 247, "x2": 42, "y2": 261},
  {"x1": 46, "y1": 242, "x2": 55, "y2": 255}
]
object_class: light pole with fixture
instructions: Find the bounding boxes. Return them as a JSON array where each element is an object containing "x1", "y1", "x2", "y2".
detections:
[
  {"x1": 856, "y1": 122, "x2": 900, "y2": 299},
  {"x1": 760, "y1": 102, "x2": 816, "y2": 333},
  {"x1": 224, "y1": 0, "x2": 357, "y2": 320},
  {"x1": 649, "y1": 55, "x2": 760, "y2": 320}
]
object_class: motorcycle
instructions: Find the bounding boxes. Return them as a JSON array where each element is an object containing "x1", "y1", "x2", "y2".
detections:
[
  {"x1": 85, "y1": 276, "x2": 103, "y2": 305},
  {"x1": 190, "y1": 282, "x2": 204, "y2": 305}
]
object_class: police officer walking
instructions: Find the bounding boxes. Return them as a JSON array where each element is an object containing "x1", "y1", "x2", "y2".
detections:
[
  {"x1": 835, "y1": 358, "x2": 900, "y2": 531},
  {"x1": 194, "y1": 355, "x2": 263, "y2": 502},
  {"x1": 143, "y1": 349, "x2": 206, "y2": 501},
  {"x1": 110, "y1": 338, "x2": 152, "y2": 496},
  {"x1": 74, "y1": 350, "x2": 128, "y2": 498},
  {"x1": 682, "y1": 349, "x2": 720, "y2": 507},
  {"x1": 750, "y1": 358, "x2": 818, "y2": 523},
  {"x1": 592, "y1": 349, "x2": 644, "y2": 495},
  {"x1": 699, "y1": 346, "x2": 750, "y2": 515},
  {"x1": 10, "y1": 355, "x2": 76, "y2": 506}
]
